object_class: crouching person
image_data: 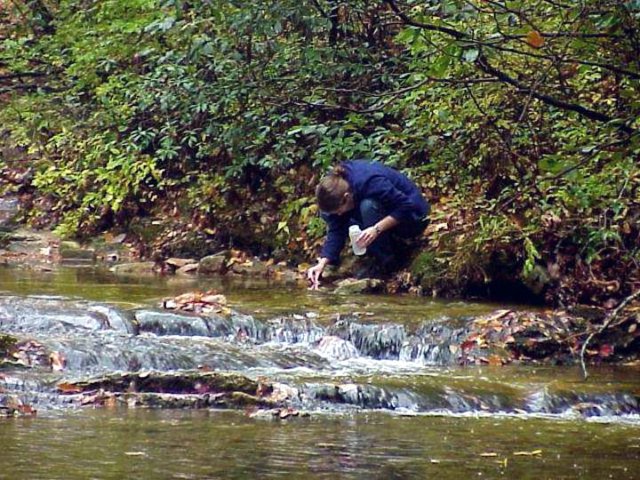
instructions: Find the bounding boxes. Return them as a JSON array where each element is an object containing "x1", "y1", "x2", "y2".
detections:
[{"x1": 307, "y1": 160, "x2": 430, "y2": 289}]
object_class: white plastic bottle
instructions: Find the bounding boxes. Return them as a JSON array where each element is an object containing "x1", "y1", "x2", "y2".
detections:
[{"x1": 349, "y1": 225, "x2": 366, "y2": 256}]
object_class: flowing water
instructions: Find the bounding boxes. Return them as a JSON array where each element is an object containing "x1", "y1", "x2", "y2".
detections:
[{"x1": 1, "y1": 266, "x2": 639, "y2": 479}]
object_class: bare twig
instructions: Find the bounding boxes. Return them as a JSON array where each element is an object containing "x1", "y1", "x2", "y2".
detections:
[
  {"x1": 476, "y1": 54, "x2": 636, "y2": 135},
  {"x1": 579, "y1": 288, "x2": 640, "y2": 379},
  {"x1": 384, "y1": 0, "x2": 639, "y2": 132}
]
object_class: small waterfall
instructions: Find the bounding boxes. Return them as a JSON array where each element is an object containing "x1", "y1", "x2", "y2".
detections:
[{"x1": 1, "y1": 294, "x2": 639, "y2": 421}]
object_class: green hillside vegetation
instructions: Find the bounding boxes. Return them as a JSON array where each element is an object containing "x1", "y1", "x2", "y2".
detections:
[{"x1": 1, "y1": 0, "x2": 639, "y2": 305}]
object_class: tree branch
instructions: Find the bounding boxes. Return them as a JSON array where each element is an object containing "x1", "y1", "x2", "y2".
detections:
[
  {"x1": 475, "y1": 55, "x2": 636, "y2": 135},
  {"x1": 384, "y1": 0, "x2": 640, "y2": 127},
  {"x1": 384, "y1": 0, "x2": 466, "y2": 39},
  {"x1": 309, "y1": 0, "x2": 329, "y2": 19},
  {"x1": 580, "y1": 288, "x2": 640, "y2": 379},
  {"x1": 0, "y1": 72, "x2": 50, "y2": 81}
]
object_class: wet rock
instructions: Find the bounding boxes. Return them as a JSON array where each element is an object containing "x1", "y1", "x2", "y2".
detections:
[
  {"x1": 0, "y1": 296, "x2": 133, "y2": 334},
  {"x1": 265, "y1": 316, "x2": 324, "y2": 344},
  {"x1": 59, "y1": 241, "x2": 95, "y2": 262},
  {"x1": 109, "y1": 262, "x2": 157, "y2": 275},
  {"x1": 135, "y1": 310, "x2": 214, "y2": 337},
  {"x1": 334, "y1": 278, "x2": 384, "y2": 295},
  {"x1": 0, "y1": 359, "x2": 31, "y2": 370},
  {"x1": 0, "y1": 197, "x2": 20, "y2": 227},
  {"x1": 6, "y1": 233, "x2": 50, "y2": 255},
  {"x1": 165, "y1": 258, "x2": 196, "y2": 269},
  {"x1": 249, "y1": 407, "x2": 309, "y2": 420},
  {"x1": 176, "y1": 263, "x2": 199, "y2": 275},
  {"x1": 328, "y1": 319, "x2": 406, "y2": 359},
  {"x1": 273, "y1": 269, "x2": 302, "y2": 283},
  {"x1": 58, "y1": 370, "x2": 279, "y2": 410},
  {"x1": 107, "y1": 233, "x2": 128, "y2": 244},
  {"x1": 402, "y1": 321, "x2": 470, "y2": 365},
  {"x1": 0, "y1": 394, "x2": 37, "y2": 417},
  {"x1": 230, "y1": 258, "x2": 271, "y2": 276},
  {"x1": 87, "y1": 305, "x2": 136, "y2": 334},
  {"x1": 198, "y1": 253, "x2": 228, "y2": 274},
  {"x1": 0, "y1": 333, "x2": 17, "y2": 357},
  {"x1": 307, "y1": 383, "x2": 398, "y2": 410},
  {"x1": 316, "y1": 336, "x2": 359, "y2": 360},
  {"x1": 521, "y1": 264, "x2": 551, "y2": 296},
  {"x1": 268, "y1": 383, "x2": 300, "y2": 403},
  {"x1": 9, "y1": 340, "x2": 50, "y2": 368}
]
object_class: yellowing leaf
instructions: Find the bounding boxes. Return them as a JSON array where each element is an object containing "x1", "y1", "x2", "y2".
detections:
[
  {"x1": 49, "y1": 352, "x2": 65, "y2": 372},
  {"x1": 526, "y1": 31, "x2": 544, "y2": 48},
  {"x1": 513, "y1": 450, "x2": 542, "y2": 456},
  {"x1": 57, "y1": 382, "x2": 83, "y2": 394}
]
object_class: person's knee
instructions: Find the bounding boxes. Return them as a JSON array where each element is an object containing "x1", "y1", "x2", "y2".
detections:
[{"x1": 359, "y1": 198, "x2": 383, "y2": 223}]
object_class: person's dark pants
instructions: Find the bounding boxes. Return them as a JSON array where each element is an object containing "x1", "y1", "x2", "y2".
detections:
[{"x1": 352, "y1": 198, "x2": 429, "y2": 269}]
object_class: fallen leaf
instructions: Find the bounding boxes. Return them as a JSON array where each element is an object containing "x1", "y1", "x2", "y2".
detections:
[
  {"x1": 49, "y1": 352, "x2": 65, "y2": 371},
  {"x1": 599, "y1": 344, "x2": 614, "y2": 357},
  {"x1": 104, "y1": 395, "x2": 117, "y2": 408},
  {"x1": 57, "y1": 382, "x2": 83, "y2": 394},
  {"x1": 513, "y1": 450, "x2": 542, "y2": 456},
  {"x1": 526, "y1": 31, "x2": 544, "y2": 48},
  {"x1": 487, "y1": 354, "x2": 503, "y2": 366},
  {"x1": 201, "y1": 294, "x2": 227, "y2": 305},
  {"x1": 17, "y1": 404, "x2": 37, "y2": 416}
]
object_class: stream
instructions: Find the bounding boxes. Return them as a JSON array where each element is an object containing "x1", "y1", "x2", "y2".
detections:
[{"x1": 1, "y1": 266, "x2": 639, "y2": 479}]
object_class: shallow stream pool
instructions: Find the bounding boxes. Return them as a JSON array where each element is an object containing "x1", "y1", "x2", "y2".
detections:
[{"x1": 0, "y1": 266, "x2": 638, "y2": 479}]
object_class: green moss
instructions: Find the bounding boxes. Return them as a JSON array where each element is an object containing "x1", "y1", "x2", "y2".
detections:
[
  {"x1": 0, "y1": 333, "x2": 17, "y2": 358},
  {"x1": 410, "y1": 251, "x2": 447, "y2": 290}
]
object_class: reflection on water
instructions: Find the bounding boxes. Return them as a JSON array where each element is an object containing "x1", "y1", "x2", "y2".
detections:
[
  {"x1": 1, "y1": 265, "x2": 639, "y2": 479},
  {"x1": 1, "y1": 409, "x2": 639, "y2": 480},
  {"x1": 0, "y1": 266, "x2": 512, "y2": 324}
]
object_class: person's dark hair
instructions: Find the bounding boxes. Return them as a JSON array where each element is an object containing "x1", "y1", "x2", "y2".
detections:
[{"x1": 316, "y1": 165, "x2": 350, "y2": 213}]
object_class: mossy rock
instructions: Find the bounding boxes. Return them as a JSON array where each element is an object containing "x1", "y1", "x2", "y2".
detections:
[
  {"x1": 128, "y1": 219, "x2": 165, "y2": 244},
  {"x1": 60, "y1": 240, "x2": 96, "y2": 261},
  {"x1": 410, "y1": 250, "x2": 446, "y2": 290},
  {"x1": 198, "y1": 253, "x2": 228, "y2": 274},
  {"x1": 0, "y1": 231, "x2": 11, "y2": 248},
  {"x1": 110, "y1": 262, "x2": 157, "y2": 275},
  {"x1": 334, "y1": 278, "x2": 384, "y2": 295},
  {"x1": 521, "y1": 264, "x2": 552, "y2": 296},
  {"x1": 0, "y1": 333, "x2": 17, "y2": 358}
]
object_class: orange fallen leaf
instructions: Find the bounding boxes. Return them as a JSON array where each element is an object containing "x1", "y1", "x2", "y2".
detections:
[
  {"x1": 487, "y1": 354, "x2": 503, "y2": 366},
  {"x1": 49, "y1": 352, "x2": 65, "y2": 372},
  {"x1": 513, "y1": 450, "x2": 542, "y2": 456},
  {"x1": 526, "y1": 31, "x2": 544, "y2": 48},
  {"x1": 57, "y1": 382, "x2": 83, "y2": 394}
]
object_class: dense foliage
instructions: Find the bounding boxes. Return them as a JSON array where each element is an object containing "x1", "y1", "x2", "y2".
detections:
[{"x1": 1, "y1": 0, "x2": 639, "y2": 305}]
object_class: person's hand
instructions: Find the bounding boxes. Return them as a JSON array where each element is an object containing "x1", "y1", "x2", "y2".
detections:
[
  {"x1": 357, "y1": 226, "x2": 380, "y2": 248},
  {"x1": 307, "y1": 259, "x2": 328, "y2": 290}
]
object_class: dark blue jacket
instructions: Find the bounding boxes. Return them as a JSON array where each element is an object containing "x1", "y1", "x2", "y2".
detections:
[{"x1": 320, "y1": 160, "x2": 429, "y2": 263}]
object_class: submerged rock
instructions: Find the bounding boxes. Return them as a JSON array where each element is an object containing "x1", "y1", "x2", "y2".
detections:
[
  {"x1": 58, "y1": 370, "x2": 279, "y2": 410},
  {"x1": 59, "y1": 241, "x2": 95, "y2": 262},
  {"x1": 0, "y1": 296, "x2": 134, "y2": 334},
  {"x1": 109, "y1": 262, "x2": 157, "y2": 275},
  {"x1": 316, "y1": 336, "x2": 359, "y2": 360},
  {"x1": 198, "y1": 253, "x2": 228, "y2": 274},
  {"x1": 334, "y1": 278, "x2": 384, "y2": 295},
  {"x1": 230, "y1": 258, "x2": 271, "y2": 276}
]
